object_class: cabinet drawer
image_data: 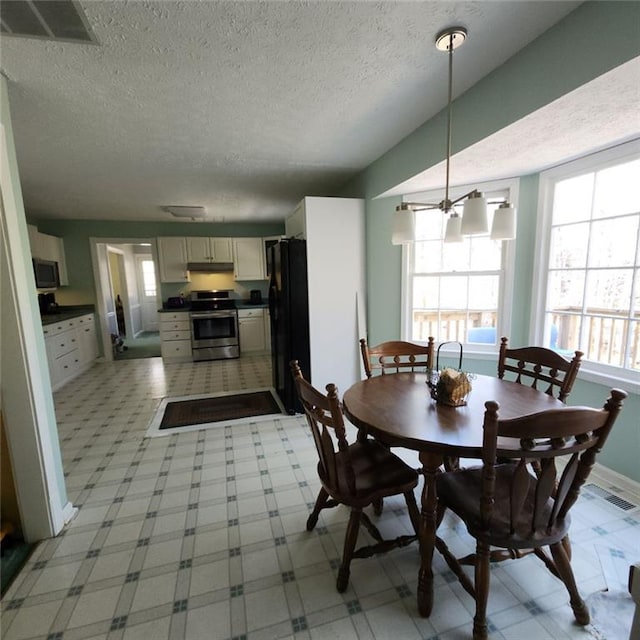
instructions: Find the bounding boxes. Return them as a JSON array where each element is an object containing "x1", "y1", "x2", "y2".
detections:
[
  {"x1": 238, "y1": 308, "x2": 264, "y2": 319},
  {"x1": 160, "y1": 312, "x2": 189, "y2": 322},
  {"x1": 50, "y1": 330, "x2": 79, "y2": 358},
  {"x1": 57, "y1": 349, "x2": 81, "y2": 378},
  {"x1": 160, "y1": 340, "x2": 192, "y2": 359},
  {"x1": 160, "y1": 330, "x2": 191, "y2": 341},
  {"x1": 160, "y1": 319, "x2": 190, "y2": 332},
  {"x1": 42, "y1": 318, "x2": 75, "y2": 337},
  {"x1": 76, "y1": 313, "x2": 94, "y2": 326}
]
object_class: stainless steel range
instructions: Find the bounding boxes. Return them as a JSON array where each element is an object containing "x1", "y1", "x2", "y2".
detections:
[{"x1": 190, "y1": 290, "x2": 239, "y2": 361}]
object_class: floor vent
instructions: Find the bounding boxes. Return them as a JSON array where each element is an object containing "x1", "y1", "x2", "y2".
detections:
[
  {"x1": 584, "y1": 483, "x2": 638, "y2": 511},
  {"x1": 1, "y1": 0, "x2": 98, "y2": 45}
]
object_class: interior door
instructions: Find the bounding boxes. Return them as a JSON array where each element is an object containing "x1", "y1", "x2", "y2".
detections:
[
  {"x1": 136, "y1": 255, "x2": 159, "y2": 332},
  {"x1": 104, "y1": 250, "x2": 118, "y2": 337}
]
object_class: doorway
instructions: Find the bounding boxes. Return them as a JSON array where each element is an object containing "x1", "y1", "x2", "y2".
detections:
[{"x1": 91, "y1": 238, "x2": 161, "y2": 361}]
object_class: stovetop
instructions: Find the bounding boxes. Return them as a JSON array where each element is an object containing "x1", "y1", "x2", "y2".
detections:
[{"x1": 189, "y1": 290, "x2": 236, "y2": 311}]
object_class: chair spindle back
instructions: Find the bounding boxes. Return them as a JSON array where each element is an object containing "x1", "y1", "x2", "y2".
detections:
[
  {"x1": 291, "y1": 360, "x2": 356, "y2": 495},
  {"x1": 479, "y1": 389, "x2": 626, "y2": 543},
  {"x1": 498, "y1": 337, "x2": 583, "y2": 402},
  {"x1": 360, "y1": 337, "x2": 435, "y2": 378}
]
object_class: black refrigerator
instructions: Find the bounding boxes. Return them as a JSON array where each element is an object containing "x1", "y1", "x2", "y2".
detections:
[{"x1": 268, "y1": 239, "x2": 310, "y2": 414}]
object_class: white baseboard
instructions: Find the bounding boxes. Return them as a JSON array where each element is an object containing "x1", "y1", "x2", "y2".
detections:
[
  {"x1": 62, "y1": 501, "x2": 78, "y2": 525},
  {"x1": 590, "y1": 462, "x2": 640, "y2": 507}
]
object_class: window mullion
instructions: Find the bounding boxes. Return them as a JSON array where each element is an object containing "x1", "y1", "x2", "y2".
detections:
[
  {"x1": 539, "y1": 140, "x2": 640, "y2": 380},
  {"x1": 405, "y1": 179, "x2": 517, "y2": 347},
  {"x1": 623, "y1": 219, "x2": 640, "y2": 368}
]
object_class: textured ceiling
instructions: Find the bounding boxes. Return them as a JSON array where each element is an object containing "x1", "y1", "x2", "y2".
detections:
[
  {"x1": 0, "y1": 0, "x2": 597, "y2": 223},
  {"x1": 384, "y1": 56, "x2": 640, "y2": 198}
]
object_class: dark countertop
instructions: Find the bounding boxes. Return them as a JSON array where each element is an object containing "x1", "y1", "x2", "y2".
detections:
[{"x1": 40, "y1": 305, "x2": 96, "y2": 325}]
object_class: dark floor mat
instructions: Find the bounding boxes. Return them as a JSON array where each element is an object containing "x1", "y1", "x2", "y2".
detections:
[
  {"x1": 1, "y1": 539, "x2": 35, "y2": 596},
  {"x1": 159, "y1": 390, "x2": 282, "y2": 430}
]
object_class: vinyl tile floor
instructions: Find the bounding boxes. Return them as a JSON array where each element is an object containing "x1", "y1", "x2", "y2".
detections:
[{"x1": 1, "y1": 355, "x2": 638, "y2": 640}]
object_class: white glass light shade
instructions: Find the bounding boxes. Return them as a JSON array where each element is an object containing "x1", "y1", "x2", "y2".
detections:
[
  {"x1": 444, "y1": 214, "x2": 463, "y2": 243},
  {"x1": 461, "y1": 192, "x2": 488, "y2": 235},
  {"x1": 490, "y1": 202, "x2": 516, "y2": 240},
  {"x1": 391, "y1": 205, "x2": 416, "y2": 244},
  {"x1": 165, "y1": 206, "x2": 207, "y2": 218}
]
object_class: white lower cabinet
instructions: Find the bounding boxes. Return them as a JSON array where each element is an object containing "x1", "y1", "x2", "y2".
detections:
[
  {"x1": 77, "y1": 314, "x2": 98, "y2": 363},
  {"x1": 238, "y1": 308, "x2": 266, "y2": 353},
  {"x1": 160, "y1": 312, "x2": 192, "y2": 362},
  {"x1": 43, "y1": 313, "x2": 98, "y2": 390}
]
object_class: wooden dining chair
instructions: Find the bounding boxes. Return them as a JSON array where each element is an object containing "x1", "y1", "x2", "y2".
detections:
[
  {"x1": 360, "y1": 337, "x2": 435, "y2": 378},
  {"x1": 498, "y1": 337, "x2": 583, "y2": 402},
  {"x1": 359, "y1": 336, "x2": 438, "y2": 502},
  {"x1": 434, "y1": 388, "x2": 627, "y2": 640},
  {"x1": 290, "y1": 360, "x2": 421, "y2": 593}
]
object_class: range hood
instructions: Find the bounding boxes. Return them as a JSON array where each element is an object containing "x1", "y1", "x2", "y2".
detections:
[{"x1": 187, "y1": 262, "x2": 234, "y2": 273}]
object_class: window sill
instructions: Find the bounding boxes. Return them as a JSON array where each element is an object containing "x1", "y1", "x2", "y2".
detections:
[
  {"x1": 438, "y1": 346, "x2": 498, "y2": 361},
  {"x1": 444, "y1": 348, "x2": 639, "y2": 396},
  {"x1": 575, "y1": 365, "x2": 639, "y2": 396}
]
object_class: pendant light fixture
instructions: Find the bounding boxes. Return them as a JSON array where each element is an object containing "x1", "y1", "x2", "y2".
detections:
[
  {"x1": 392, "y1": 27, "x2": 516, "y2": 244},
  {"x1": 392, "y1": 203, "x2": 416, "y2": 244}
]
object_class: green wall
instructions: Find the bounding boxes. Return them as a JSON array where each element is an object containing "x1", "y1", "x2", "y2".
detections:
[
  {"x1": 31, "y1": 218, "x2": 284, "y2": 304},
  {"x1": 339, "y1": 2, "x2": 640, "y2": 481}
]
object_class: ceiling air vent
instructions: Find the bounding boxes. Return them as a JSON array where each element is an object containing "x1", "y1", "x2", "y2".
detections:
[{"x1": 1, "y1": 0, "x2": 98, "y2": 44}]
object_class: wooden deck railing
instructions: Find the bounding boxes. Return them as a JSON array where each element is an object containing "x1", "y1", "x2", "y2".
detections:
[
  {"x1": 412, "y1": 310, "x2": 497, "y2": 344},
  {"x1": 413, "y1": 307, "x2": 639, "y2": 370},
  {"x1": 551, "y1": 309, "x2": 640, "y2": 369}
]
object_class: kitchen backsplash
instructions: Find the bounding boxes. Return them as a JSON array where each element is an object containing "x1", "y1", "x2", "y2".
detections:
[{"x1": 160, "y1": 273, "x2": 268, "y2": 303}]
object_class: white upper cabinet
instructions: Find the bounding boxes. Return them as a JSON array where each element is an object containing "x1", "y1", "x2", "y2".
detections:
[
  {"x1": 186, "y1": 237, "x2": 233, "y2": 263},
  {"x1": 157, "y1": 237, "x2": 189, "y2": 282},
  {"x1": 27, "y1": 224, "x2": 68, "y2": 285},
  {"x1": 233, "y1": 238, "x2": 266, "y2": 280}
]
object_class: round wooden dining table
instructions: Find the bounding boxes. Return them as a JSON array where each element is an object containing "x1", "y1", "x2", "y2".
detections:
[{"x1": 342, "y1": 372, "x2": 565, "y2": 617}]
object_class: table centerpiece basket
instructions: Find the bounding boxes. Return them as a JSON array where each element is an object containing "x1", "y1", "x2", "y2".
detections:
[{"x1": 427, "y1": 341, "x2": 472, "y2": 407}]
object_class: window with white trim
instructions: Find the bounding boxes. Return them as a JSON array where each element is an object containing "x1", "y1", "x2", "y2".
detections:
[
  {"x1": 403, "y1": 179, "x2": 517, "y2": 351},
  {"x1": 139, "y1": 258, "x2": 156, "y2": 298},
  {"x1": 534, "y1": 141, "x2": 640, "y2": 381}
]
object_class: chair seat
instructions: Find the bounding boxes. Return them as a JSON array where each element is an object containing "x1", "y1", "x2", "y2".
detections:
[
  {"x1": 436, "y1": 464, "x2": 570, "y2": 549},
  {"x1": 320, "y1": 440, "x2": 418, "y2": 506}
]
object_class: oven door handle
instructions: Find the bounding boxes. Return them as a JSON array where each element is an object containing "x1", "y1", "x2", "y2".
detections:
[{"x1": 190, "y1": 311, "x2": 236, "y2": 319}]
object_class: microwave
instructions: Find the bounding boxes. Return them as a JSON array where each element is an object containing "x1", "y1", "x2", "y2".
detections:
[{"x1": 33, "y1": 258, "x2": 59, "y2": 289}]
